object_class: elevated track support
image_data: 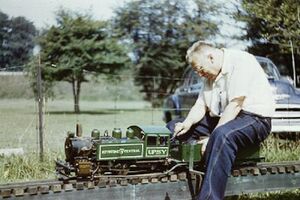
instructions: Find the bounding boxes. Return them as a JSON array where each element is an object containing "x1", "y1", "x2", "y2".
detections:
[{"x1": 1, "y1": 161, "x2": 300, "y2": 199}]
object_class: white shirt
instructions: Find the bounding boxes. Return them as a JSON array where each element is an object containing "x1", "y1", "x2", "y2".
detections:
[{"x1": 198, "y1": 49, "x2": 275, "y2": 117}]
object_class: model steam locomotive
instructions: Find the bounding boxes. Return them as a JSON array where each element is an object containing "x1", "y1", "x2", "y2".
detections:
[{"x1": 56, "y1": 124, "x2": 261, "y2": 179}]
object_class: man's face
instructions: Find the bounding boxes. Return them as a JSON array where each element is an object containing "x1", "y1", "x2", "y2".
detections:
[{"x1": 191, "y1": 53, "x2": 220, "y2": 80}]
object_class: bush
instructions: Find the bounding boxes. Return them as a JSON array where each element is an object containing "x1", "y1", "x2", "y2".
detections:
[
  {"x1": 0, "y1": 151, "x2": 63, "y2": 183},
  {"x1": 0, "y1": 73, "x2": 33, "y2": 99}
]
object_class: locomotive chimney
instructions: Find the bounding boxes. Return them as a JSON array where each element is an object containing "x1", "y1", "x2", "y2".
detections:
[{"x1": 76, "y1": 123, "x2": 82, "y2": 137}]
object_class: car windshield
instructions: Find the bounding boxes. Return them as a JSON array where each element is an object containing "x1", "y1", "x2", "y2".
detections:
[
  {"x1": 182, "y1": 67, "x2": 203, "y2": 87},
  {"x1": 258, "y1": 61, "x2": 280, "y2": 80},
  {"x1": 190, "y1": 70, "x2": 201, "y2": 85}
]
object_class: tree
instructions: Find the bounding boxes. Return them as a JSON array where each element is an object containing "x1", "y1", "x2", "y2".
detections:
[
  {"x1": 235, "y1": 0, "x2": 300, "y2": 81},
  {"x1": 0, "y1": 11, "x2": 36, "y2": 71},
  {"x1": 113, "y1": 0, "x2": 219, "y2": 106},
  {"x1": 34, "y1": 10, "x2": 129, "y2": 113}
]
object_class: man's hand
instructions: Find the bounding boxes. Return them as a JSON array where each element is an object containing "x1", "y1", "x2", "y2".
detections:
[
  {"x1": 173, "y1": 121, "x2": 192, "y2": 139},
  {"x1": 171, "y1": 96, "x2": 206, "y2": 140},
  {"x1": 215, "y1": 96, "x2": 245, "y2": 128}
]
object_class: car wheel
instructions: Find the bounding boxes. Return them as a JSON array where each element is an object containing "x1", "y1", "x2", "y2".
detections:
[{"x1": 164, "y1": 111, "x2": 172, "y2": 123}]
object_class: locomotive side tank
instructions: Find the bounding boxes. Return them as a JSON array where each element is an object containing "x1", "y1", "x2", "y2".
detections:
[{"x1": 96, "y1": 126, "x2": 170, "y2": 161}]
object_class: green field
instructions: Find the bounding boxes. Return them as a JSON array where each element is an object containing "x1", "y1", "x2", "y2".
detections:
[
  {"x1": 0, "y1": 74, "x2": 164, "y2": 152},
  {"x1": 0, "y1": 99, "x2": 164, "y2": 152}
]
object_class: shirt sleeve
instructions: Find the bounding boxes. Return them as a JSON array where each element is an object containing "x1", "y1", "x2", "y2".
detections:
[{"x1": 227, "y1": 54, "x2": 257, "y2": 102}]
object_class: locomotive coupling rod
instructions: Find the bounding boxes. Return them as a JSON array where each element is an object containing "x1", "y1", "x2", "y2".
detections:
[
  {"x1": 164, "y1": 163, "x2": 188, "y2": 174},
  {"x1": 189, "y1": 169, "x2": 204, "y2": 176},
  {"x1": 56, "y1": 160, "x2": 75, "y2": 171}
]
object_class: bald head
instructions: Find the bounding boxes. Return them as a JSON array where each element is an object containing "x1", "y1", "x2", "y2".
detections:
[
  {"x1": 186, "y1": 40, "x2": 223, "y2": 80},
  {"x1": 186, "y1": 41, "x2": 216, "y2": 64}
]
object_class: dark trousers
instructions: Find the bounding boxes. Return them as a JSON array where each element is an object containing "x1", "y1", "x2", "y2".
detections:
[{"x1": 166, "y1": 110, "x2": 271, "y2": 200}]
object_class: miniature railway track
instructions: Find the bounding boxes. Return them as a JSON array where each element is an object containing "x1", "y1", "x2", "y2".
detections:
[
  {"x1": 1, "y1": 161, "x2": 300, "y2": 199},
  {"x1": 226, "y1": 161, "x2": 300, "y2": 196},
  {"x1": 0, "y1": 172, "x2": 189, "y2": 199},
  {"x1": 232, "y1": 161, "x2": 300, "y2": 177}
]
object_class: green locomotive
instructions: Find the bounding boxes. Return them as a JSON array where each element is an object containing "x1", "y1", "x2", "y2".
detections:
[{"x1": 56, "y1": 125, "x2": 261, "y2": 179}]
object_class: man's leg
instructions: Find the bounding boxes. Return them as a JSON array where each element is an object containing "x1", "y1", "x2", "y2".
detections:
[{"x1": 198, "y1": 112, "x2": 271, "y2": 200}]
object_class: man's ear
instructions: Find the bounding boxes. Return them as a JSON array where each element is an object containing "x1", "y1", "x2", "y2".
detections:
[{"x1": 208, "y1": 53, "x2": 214, "y2": 64}]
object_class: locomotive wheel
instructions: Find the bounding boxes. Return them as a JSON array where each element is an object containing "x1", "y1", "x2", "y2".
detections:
[
  {"x1": 118, "y1": 164, "x2": 129, "y2": 175},
  {"x1": 118, "y1": 169, "x2": 129, "y2": 175}
]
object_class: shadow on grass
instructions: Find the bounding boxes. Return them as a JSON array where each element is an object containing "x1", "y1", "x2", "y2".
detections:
[{"x1": 47, "y1": 109, "x2": 146, "y2": 115}]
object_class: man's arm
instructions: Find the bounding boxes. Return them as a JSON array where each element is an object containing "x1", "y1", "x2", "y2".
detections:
[
  {"x1": 215, "y1": 96, "x2": 245, "y2": 129},
  {"x1": 173, "y1": 98, "x2": 206, "y2": 137},
  {"x1": 198, "y1": 96, "x2": 245, "y2": 154}
]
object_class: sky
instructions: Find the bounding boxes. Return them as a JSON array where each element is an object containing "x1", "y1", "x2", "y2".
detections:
[
  {"x1": 0, "y1": 0, "x2": 246, "y2": 49},
  {"x1": 0, "y1": 0, "x2": 129, "y2": 29}
]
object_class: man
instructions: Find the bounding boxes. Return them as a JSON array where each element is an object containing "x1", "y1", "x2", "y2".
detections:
[{"x1": 166, "y1": 41, "x2": 275, "y2": 200}]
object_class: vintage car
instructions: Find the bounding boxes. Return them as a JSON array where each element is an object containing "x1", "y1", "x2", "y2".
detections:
[{"x1": 163, "y1": 56, "x2": 300, "y2": 133}]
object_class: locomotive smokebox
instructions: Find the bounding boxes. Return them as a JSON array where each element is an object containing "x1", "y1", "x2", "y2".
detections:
[{"x1": 65, "y1": 135, "x2": 93, "y2": 164}]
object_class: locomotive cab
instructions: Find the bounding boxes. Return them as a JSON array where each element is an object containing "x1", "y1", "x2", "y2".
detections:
[{"x1": 127, "y1": 125, "x2": 171, "y2": 159}]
